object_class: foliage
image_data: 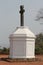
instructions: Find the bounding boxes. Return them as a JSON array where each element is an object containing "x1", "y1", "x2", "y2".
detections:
[
  {"x1": 0, "y1": 47, "x2": 9, "y2": 55},
  {"x1": 35, "y1": 33, "x2": 43, "y2": 55}
]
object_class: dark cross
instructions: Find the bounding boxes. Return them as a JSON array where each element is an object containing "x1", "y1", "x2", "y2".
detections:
[{"x1": 19, "y1": 5, "x2": 25, "y2": 26}]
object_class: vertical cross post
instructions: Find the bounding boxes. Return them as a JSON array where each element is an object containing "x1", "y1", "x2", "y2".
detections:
[{"x1": 19, "y1": 5, "x2": 25, "y2": 26}]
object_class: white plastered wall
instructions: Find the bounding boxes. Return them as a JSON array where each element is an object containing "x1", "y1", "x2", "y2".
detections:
[
  {"x1": 26, "y1": 38, "x2": 35, "y2": 58},
  {"x1": 9, "y1": 37, "x2": 26, "y2": 58}
]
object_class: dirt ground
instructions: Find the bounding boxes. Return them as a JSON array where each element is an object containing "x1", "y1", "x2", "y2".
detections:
[{"x1": 0, "y1": 55, "x2": 43, "y2": 65}]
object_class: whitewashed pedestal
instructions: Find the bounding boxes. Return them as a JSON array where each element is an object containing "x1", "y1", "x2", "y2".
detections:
[{"x1": 9, "y1": 27, "x2": 35, "y2": 59}]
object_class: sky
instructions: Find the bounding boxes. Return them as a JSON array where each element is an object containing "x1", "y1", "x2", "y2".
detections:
[{"x1": 0, "y1": 0, "x2": 43, "y2": 48}]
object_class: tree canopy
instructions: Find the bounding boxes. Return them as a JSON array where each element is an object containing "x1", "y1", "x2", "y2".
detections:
[{"x1": 35, "y1": 33, "x2": 43, "y2": 54}]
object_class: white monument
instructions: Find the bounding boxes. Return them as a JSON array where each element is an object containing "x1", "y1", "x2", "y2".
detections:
[{"x1": 9, "y1": 5, "x2": 35, "y2": 59}]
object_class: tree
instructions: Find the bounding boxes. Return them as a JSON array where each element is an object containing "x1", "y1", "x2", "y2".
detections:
[
  {"x1": 0, "y1": 47, "x2": 9, "y2": 55},
  {"x1": 35, "y1": 8, "x2": 43, "y2": 24},
  {"x1": 35, "y1": 33, "x2": 43, "y2": 54}
]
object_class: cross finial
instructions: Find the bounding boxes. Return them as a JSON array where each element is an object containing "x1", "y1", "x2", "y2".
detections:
[{"x1": 19, "y1": 5, "x2": 25, "y2": 26}]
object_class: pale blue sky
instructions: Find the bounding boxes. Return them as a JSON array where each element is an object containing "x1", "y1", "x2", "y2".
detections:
[{"x1": 0, "y1": 0, "x2": 43, "y2": 48}]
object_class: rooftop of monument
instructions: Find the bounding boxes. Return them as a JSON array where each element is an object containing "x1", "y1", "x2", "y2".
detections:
[{"x1": 10, "y1": 26, "x2": 35, "y2": 38}]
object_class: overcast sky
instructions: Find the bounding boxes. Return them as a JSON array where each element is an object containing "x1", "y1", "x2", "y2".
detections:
[{"x1": 0, "y1": 0, "x2": 43, "y2": 48}]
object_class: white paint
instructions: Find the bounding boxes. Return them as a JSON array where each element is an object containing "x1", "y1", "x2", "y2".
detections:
[
  {"x1": 26, "y1": 40, "x2": 35, "y2": 58},
  {"x1": 9, "y1": 27, "x2": 35, "y2": 58}
]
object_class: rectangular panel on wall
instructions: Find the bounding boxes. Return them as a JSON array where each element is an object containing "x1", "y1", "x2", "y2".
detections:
[
  {"x1": 13, "y1": 40, "x2": 26, "y2": 58},
  {"x1": 26, "y1": 41, "x2": 35, "y2": 57}
]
